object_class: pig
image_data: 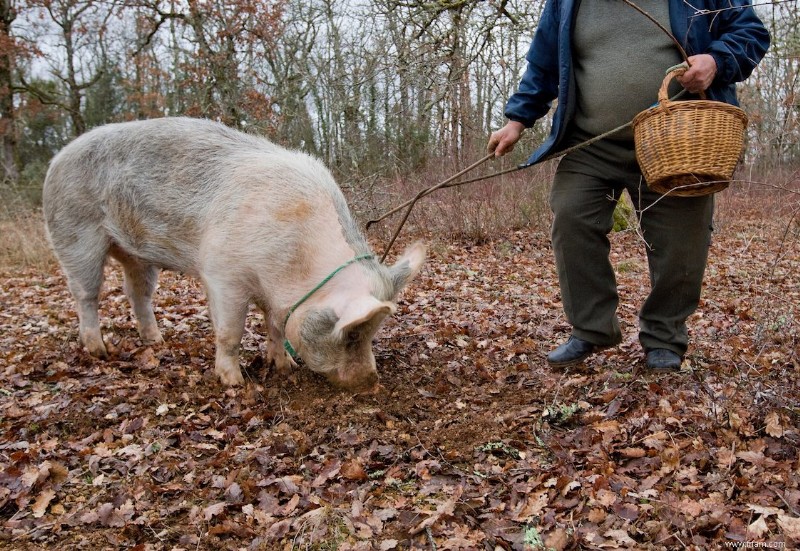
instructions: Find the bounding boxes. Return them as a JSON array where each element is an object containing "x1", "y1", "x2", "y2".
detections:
[{"x1": 42, "y1": 117, "x2": 425, "y2": 389}]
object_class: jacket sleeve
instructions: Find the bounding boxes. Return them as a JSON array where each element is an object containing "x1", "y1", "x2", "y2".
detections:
[
  {"x1": 705, "y1": 0, "x2": 770, "y2": 84},
  {"x1": 503, "y1": 0, "x2": 561, "y2": 127}
]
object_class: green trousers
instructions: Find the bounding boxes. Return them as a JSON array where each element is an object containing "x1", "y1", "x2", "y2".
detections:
[{"x1": 550, "y1": 131, "x2": 714, "y2": 356}]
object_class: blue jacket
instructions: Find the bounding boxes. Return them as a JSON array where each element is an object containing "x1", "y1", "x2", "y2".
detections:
[{"x1": 505, "y1": 0, "x2": 771, "y2": 166}]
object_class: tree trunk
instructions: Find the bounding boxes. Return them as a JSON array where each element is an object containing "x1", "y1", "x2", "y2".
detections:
[{"x1": 0, "y1": 0, "x2": 18, "y2": 183}]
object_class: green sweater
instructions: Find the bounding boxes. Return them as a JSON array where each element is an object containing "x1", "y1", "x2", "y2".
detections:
[{"x1": 572, "y1": 0, "x2": 683, "y2": 140}]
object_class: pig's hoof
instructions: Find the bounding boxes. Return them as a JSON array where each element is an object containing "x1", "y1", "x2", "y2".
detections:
[
  {"x1": 88, "y1": 347, "x2": 109, "y2": 359},
  {"x1": 140, "y1": 330, "x2": 164, "y2": 345},
  {"x1": 216, "y1": 368, "x2": 245, "y2": 386},
  {"x1": 272, "y1": 352, "x2": 296, "y2": 372},
  {"x1": 83, "y1": 335, "x2": 108, "y2": 358}
]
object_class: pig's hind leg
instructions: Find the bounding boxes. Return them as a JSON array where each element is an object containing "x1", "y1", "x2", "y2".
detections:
[
  {"x1": 109, "y1": 246, "x2": 164, "y2": 345},
  {"x1": 53, "y1": 231, "x2": 111, "y2": 358}
]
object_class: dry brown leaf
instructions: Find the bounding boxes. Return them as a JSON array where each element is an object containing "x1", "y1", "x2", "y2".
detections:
[
  {"x1": 642, "y1": 431, "x2": 668, "y2": 450},
  {"x1": 659, "y1": 447, "x2": 681, "y2": 474},
  {"x1": 747, "y1": 515, "x2": 769, "y2": 538},
  {"x1": 137, "y1": 347, "x2": 160, "y2": 368},
  {"x1": 203, "y1": 501, "x2": 227, "y2": 521},
  {"x1": 545, "y1": 527, "x2": 570, "y2": 551},
  {"x1": 277, "y1": 493, "x2": 300, "y2": 517},
  {"x1": 748, "y1": 504, "x2": 782, "y2": 517},
  {"x1": 592, "y1": 419, "x2": 621, "y2": 434},
  {"x1": 777, "y1": 514, "x2": 800, "y2": 540},
  {"x1": 40, "y1": 461, "x2": 68, "y2": 485},
  {"x1": 265, "y1": 518, "x2": 292, "y2": 539},
  {"x1": 716, "y1": 447, "x2": 736, "y2": 470},
  {"x1": 588, "y1": 508, "x2": 607, "y2": 523},
  {"x1": 410, "y1": 485, "x2": 463, "y2": 536},
  {"x1": 736, "y1": 450, "x2": 773, "y2": 466},
  {"x1": 312, "y1": 459, "x2": 341, "y2": 487},
  {"x1": 31, "y1": 488, "x2": 56, "y2": 518},
  {"x1": 2, "y1": 220, "x2": 798, "y2": 549},
  {"x1": 513, "y1": 488, "x2": 549, "y2": 521},
  {"x1": 602, "y1": 529, "x2": 637, "y2": 546},
  {"x1": 619, "y1": 447, "x2": 646, "y2": 458},
  {"x1": 341, "y1": 458, "x2": 368, "y2": 481},
  {"x1": 97, "y1": 499, "x2": 134, "y2": 527},
  {"x1": 595, "y1": 489, "x2": 617, "y2": 507},
  {"x1": 79, "y1": 510, "x2": 99, "y2": 525},
  {"x1": 764, "y1": 411, "x2": 784, "y2": 438},
  {"x1": 225, "y1": 482, "x2": 243, "y2": 504},
  {"x1": 679, "y1": 498, "x2": 703, "y2": 518}
]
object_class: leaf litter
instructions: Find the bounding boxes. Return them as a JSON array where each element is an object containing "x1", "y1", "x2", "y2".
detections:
[{"x1": 0, "y1": 218, "x2": 798, "y2": 550}]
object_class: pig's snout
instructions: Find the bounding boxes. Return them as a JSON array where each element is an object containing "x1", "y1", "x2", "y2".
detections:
[{"x1": 325, "y1": 364, "x2": 379, "y2": 391}]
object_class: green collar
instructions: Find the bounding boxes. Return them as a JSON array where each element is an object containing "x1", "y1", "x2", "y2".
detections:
[{"x1": 282, "y1": 254, "x2": 375, "y2": 359}]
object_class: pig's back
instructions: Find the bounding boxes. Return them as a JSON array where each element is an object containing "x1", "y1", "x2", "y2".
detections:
[{"x1": 43, "y1": 117, "x2": 341, "y2": 273}]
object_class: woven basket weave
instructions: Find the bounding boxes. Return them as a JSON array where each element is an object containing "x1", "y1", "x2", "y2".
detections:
[{"x1": 633, "y1": 68, "x2": 748, "y2": 197}]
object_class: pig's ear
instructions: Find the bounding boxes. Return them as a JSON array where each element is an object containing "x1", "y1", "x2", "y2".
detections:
[
  {"x1": 334, "y1": 296, "x2": 396, "y2": 340},
  {"x1": 388, "y1": 241, "x2": 426, "y2": 297}
]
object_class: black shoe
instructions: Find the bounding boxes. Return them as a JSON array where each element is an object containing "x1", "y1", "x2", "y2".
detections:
[
  {"x1": 547, "y1": 336, "x2": 603, "y2": 368},
  {"x1": 646, "y1": 348, "x2": 682, "y2": 371}
]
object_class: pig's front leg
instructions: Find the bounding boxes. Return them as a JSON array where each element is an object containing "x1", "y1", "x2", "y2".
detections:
[
  {"x1": 267, "y1": 316, "x2": 295, "y2": 373},
  {"x1": 204, "y1": 280, "x2": 248, "y2": 386}
]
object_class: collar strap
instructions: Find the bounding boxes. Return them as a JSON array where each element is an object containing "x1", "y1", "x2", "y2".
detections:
[{"x1": 282, "y1": 254, "x2": 375, "y2": 359}]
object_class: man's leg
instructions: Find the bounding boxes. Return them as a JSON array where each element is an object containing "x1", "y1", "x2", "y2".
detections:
[
  {"x1": 628, "y1": 183, "x2": 714, "y2": 357},
  {"x1": 550, "y1": 160, "x2": 624, "y2": 349}
]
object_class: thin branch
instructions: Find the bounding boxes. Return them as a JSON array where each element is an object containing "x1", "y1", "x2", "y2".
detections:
[
  {"x1": 684, "y1": 0, "x2": 797, "y2": 17},
  {"x1": 130, "y1": 7, "x2": 186, "y2": 57},
  {"x1": 622, "y1": 0, "x2": 689, "y2": 63}
]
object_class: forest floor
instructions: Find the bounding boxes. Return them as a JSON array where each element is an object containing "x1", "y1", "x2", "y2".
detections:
[{"x1": 0, "y1": 209, "x2": 799, "y2": 550}]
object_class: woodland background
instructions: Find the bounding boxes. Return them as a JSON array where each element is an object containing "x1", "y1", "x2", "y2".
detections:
[{"x1": 0, "y1": 1, "x2": 799, "y2": 550}]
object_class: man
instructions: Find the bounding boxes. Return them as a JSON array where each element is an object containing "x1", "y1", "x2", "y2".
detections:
[{"x1": 488, "y1": 0, "x2": 769, "y2": 371}]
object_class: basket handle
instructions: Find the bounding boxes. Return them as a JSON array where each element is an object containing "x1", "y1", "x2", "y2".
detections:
[{"x1": 658, "y1": 63, "x2": 707, "y2": 104}]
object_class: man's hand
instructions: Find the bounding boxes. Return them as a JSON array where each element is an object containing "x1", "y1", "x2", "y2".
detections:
[
  {"x1": 487, "y1": 120, "x2": 526, "y2": 157},
  {"x1": 676, "y1": 54, "x2": 717, "y2": 94}
]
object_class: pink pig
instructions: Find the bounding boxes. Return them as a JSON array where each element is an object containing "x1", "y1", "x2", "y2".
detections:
[{"x1": 42, "y1": 117, "x2": 425, "y2": 389}]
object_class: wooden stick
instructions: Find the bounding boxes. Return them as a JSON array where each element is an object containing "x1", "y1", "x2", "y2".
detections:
[{"x1": 378, "y1": 153, "x2": 495, "y2": 262}]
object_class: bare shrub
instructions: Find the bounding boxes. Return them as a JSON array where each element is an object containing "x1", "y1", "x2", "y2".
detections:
[
  {"x1": 714, "y1": 165, "x2": 799, "y2": 355},
  {"x1": 356, "y1": 154, "x2": 556, "y2": 246},
  {"x1": 715, "y1": 165, "x2": 800, "y2": 225},
  {"x1": 0, "y1": 191, "x2": 55, "y2": 271}
]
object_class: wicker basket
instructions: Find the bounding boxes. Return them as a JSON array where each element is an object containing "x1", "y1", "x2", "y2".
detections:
[{"x1": 632, "y1": 68, "x2": 748, "y2": 197}]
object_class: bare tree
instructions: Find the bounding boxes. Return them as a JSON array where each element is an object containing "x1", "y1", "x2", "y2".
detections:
[
  {"x1": 1, "y1": 0, "x2": 19, "y2": 182},
  {"x1": 3, "y1": 0, "x2": 794, "y2": 189},
  {"x1": 16, "y1": 0, "x2": 121, "y2": 137}
]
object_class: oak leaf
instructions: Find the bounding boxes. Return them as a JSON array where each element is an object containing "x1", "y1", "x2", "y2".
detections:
[
  {"x1": 777, "y1": 514, "x2": 800, "y2": 540},
  {"x1": 31, "y1": 488, "x2": 56, "y2": 518},
  {"x1": 765, "y1": 411, "x2": 784, "y2": 438}
]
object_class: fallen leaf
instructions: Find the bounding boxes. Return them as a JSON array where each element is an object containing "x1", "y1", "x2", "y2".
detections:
[
  {"x1": 410, "y1": 485, "x2": 463, "y2": 536},
  {"x1": 225, "y1": 482, "x2": 243, "y2": 504},
  {"x1": 277, "y1": 493, "x2": 300, "y2": 517},
  {"x1": 777, "y1": 514, "x2": 800, "y2": 540},
  {"x1": 203, "y1": 501, "x2": 226, "y2": 521},
  {"x1": 341, "y1": 458, "x2": 368, "y2": 481},
  {"x1": 619, "y1": 447, "x2": 646, "y2": 458},
  {"x1": 764, "y1": 411, "x2": 783, "y2": 438},
  {"x1": 602, "y1": 529, "x2": 637, "y2": 546},
  {"x1": 31, "y1": 488, "x2": 56, "y2": 518},
  {"x1": 747, "y1": 516, "x2": 769, "y2": 538}
]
